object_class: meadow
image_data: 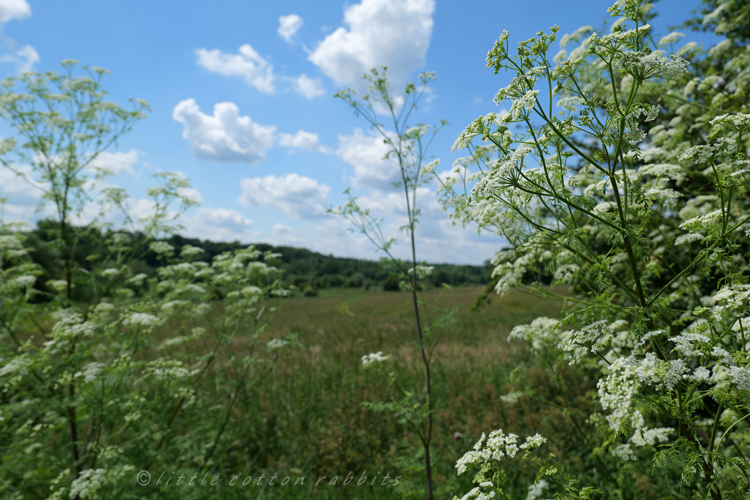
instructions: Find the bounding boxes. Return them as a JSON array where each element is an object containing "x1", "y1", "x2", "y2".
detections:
[
  {"x1": 151, "y1": 285, "x2": 589, "y2": 499},
  {"x1": 2, "y1": 1, "x2": 750, "y2": 498}
]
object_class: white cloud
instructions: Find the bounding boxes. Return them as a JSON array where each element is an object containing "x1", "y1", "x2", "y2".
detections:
[
  {"x1": 278, "y1": 14, "x2": 303, "y2": 44},
  {"x1": 89, "y1": 150, "x2": 139, "y2": 177},
  {"x1": 237, "y1": 173, "x2": 330, "y2": 219},
  {"x1": 355, "y1": 189, "x2": 415, "y2": 215},
  {"x1": 172, "y1": 98, "x2": 276, "y2": 165},
  {"x1": 278, "y1": 130, "x2": 329, "y2": 153},
  {"x1": 0, "y1": 0, "x2": 30, "y2": 24},
  {"x1": 195, "y1": 44, "x2": 275, "y2": 93},
  {"x1": 336, "y1": 128, "x2": 399, "y2": 188},
  {"x1": 0, "y1": 164, "x2": 42, "y2": 207},
  {"x1": 328, "y1": 183, "x2": 499, "y2": 263},
  {"x1": 293, "y1": 74, "x2": 325, "y2": 99},
  {"x1": 0, "y1": 44, "x2": 38, "y2": 74},
  {"x1": 272, "y1": 223, "x2": 292, "y2": 235},
  {"x1": 180, "y1": 187, "x2": 203, "y2": 204},
  {"x1": 188, "y1": 207, "x2": 252, "y2": 237},
  {"x1": 308, "y1": 0, "x2": 434, "y2": 89}
]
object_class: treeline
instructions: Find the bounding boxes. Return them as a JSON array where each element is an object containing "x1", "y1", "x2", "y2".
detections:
[{"x1": 20, "y1": 221, "x2": 490, "y2": 296}]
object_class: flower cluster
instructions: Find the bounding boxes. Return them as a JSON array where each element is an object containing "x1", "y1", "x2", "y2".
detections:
[{"x1": 361, "y1": 351, "x2": 389, "y2": 367}]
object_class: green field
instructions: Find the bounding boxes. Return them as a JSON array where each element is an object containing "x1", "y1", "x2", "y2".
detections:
[{"x1": 183, "y1": 286, "x2": 594, "y2": 499}]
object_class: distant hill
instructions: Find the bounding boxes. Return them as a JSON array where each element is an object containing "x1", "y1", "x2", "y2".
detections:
[
  {"x1": 165, "y1": 234, "x2": 491, "y2": 292},
  {"x1": 22, "y1": 221, "x2": 491, "y2": 296}
]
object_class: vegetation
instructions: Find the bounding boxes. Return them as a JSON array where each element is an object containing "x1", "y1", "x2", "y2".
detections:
[
  {"x1": 441, "y1": 0, "x2": 750, "y2": 498},
  {"x1": 1, "y1": 1, "x2": 749, "y2": 499},
  {"x1": 18, "y1": 221, "x2": 489, "y2": 298}
]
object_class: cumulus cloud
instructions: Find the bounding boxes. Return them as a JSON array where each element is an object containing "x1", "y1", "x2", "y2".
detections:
[
  {"x1": 336, "y1": 128, "x2": 399, "y2": 188},
  {"x1": 0, "y1": 44, "x2": 38, "y2": 73},
  {"x1": 89, "y1": 150, "x2": 139, "y2": 177},
  {"x1": 278, "y1": 130, "x2": 329, "y2": 153},
  {"x1": 0, "y1": 0, "x2": 30, "y2": 24},
  {"x1": 172, "y1": 98, "x2": 276, "y2": 165},
  {"x1": 278, "y1": 14, "x2": 303, "y2": 44},
  {"x1": 186, "y1": 207, "x2": 253, "y2": 240},
  {"x1": 180, "y1": 187, "x2": 203, "y2": 204},
  {"x1": 272, "y1": 223, "x2": 292, "y2": 235},
  {"x1": 0, "y1": 164, "x2": 42, "y2": 207},
  {"x1": 308, "y1": 0, "x2": 434, "y2": 88},
  {"x1": 293, "y1": 74, "x2": 325, "y2": 99},
  {"x1": 237, "y1": 173, "x2": 330, "y2": 219},
  {"x1": 195, "y1": 44, "x2": 275, "y2": 93}
]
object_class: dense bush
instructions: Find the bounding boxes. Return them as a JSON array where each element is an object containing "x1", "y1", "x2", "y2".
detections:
[{"x1": 441, "y1": 0, "x2": 750, "y2": 498}]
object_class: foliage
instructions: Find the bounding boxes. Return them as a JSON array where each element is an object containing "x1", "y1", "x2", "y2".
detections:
[
  {"x1": 16, "y1": 223, "x2": 488, "y2": 298},
  {"x1": 444, "y1": 0, "x2": 750, "y2": 499},
  {"x1": 331, "y1": 66, "x2": 450, "y2": 500},
  {"x1": 0, "y1": 63, "x2": 290, "y2": 500}
]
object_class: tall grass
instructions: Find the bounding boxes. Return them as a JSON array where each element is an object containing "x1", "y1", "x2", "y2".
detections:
[{"x1": 141, "y1": 286, "x2": 583, "y2": 499}]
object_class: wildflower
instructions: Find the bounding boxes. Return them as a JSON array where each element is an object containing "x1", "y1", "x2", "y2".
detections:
[
  {"x1": 679, "y1": 210, "x2": 722, "y2": 232},
  {"x1": 509, "y1": 317, "x2": 560, "y2": 352},
  {"x1": 177, "y1": 283, "x2": 206, "y2": 295},
  {"x1": 69, "y1": 468, "x2": 107, "y2": 499},
  {"x1": 500, "y1": 391, "x2": 523, "y2": 405},
  {"x1": 161, "y1": 300, "x2": 187, "y2": 311},
  {"x1": 100, "y1": 268, "x2": 120, "y2": 278},
  {"x1": 710, "y1": 113, "x2": 750, "y2": 132},
  {"x1": 47, "y1": 279, "x2": 69, "y2": 292},
  {"x1": 558, "y1": 320, "x2": 613, "y2": 363},
  {"x1": 147, "y1": 359, "x2": 198, "y2": 380},
  {"x1": 615, "y1": 51, "x2": 688, "y2": 80},
  {"x1": 675, "y1": 233, "x2": 704, "y2": 246},
  {"x1": 169, "y1": 262, "x2": 196, "y2": 273},
  {"x1": 593, "y1": 202, "x2": 614, "y2": 214},
  {"x1": 149, "y1": 241, "x2": 174, "y2": 255},
  {"x1": 658, "y1": 32, "x2": 684, "y2": 46},
  {"x1": 686, "y1": 366, "x2": 711, "y2": 383},
  {"x1": 631, "y1": 427, "x2": 674, "y2": 447},
  {"x1": 527, "y1": 479, "x2": 549, "y2": 500},
  {"x1": 128, "y1": 273, "x2": 148, "y2": 285},
  {"x1": 9, "y1": 274, "x2": 35, "y2": 289},
  {"x1": 0, "y1": 356, "x2": 31, "y2": 377},
  {"x1": 180, "y1": 245, "x2": 204, "y2": 257},
  {"x1": 267, "y1": 338, "x2": 289, "y2": 350},
  {"x1": 93, "y1": 302, "x2": 115, "y2": 313},
  {"x1": 75, "y1": 363, "x2": 105, "y2": 384},
  {"x1": 612, "y1": 443, "x2": 636, "y2": 461},
  {"x1": 123, "y1": 312, "x2": 159, "y2": 327},
  {"x1": 241, "y1": 286, "x2": 264, "y2": 297},
  {"x1": 362, "y1": 351, "x2": 389, "y2": 367}
]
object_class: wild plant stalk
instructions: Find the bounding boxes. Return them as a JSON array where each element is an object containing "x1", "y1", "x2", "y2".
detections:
[
  {"x1": 0, "y1": 61, "x2": 148, "y2": 483},
  {"x1": 0, "y1": 61, "x2": 288, "y2": 500},
  {"x1": 332, "y1": 67, "x2": 445, "y2": 500},
  {"x1": 443, "y1": 1, "x2": 750, "y2": 498}
]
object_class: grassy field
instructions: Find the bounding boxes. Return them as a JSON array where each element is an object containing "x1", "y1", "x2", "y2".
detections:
[
  {"x1": 11, "y1": 285, "x2": 599, "y2": 499},
  {"x1": 194, "y1": 285, "x2": 595, "y2": 499}
]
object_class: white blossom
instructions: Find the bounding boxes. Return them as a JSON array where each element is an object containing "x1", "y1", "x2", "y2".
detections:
[
  {"x1": 69, "y1": 468, "x2": 107, "y2": 499},
  {"x1": 526, "y1": 479, "x2": 549, "y2": 500},
  {"x1": 267, "y1": 338, "x2": 289, "y2": 350},
  {"x1": 123, "y1": 312, "x2": 159, "y2": 327},
  {"x1": 75, "y1": 362, "x2": 105, "y2": 384},
  {"x1": 500, "y1": 392, "x2": 524, "y2": 405},
  {"x1": 361, "y1": 351, "x2": 389, "y2": 367},
  {"x1": 149, "y1": 241, "x2": 174, "y2": 254}
]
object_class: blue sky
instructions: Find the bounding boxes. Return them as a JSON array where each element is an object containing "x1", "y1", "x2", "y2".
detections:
[{"x1": 0, "y1": 0, "x2": 712, "y2": 264}]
